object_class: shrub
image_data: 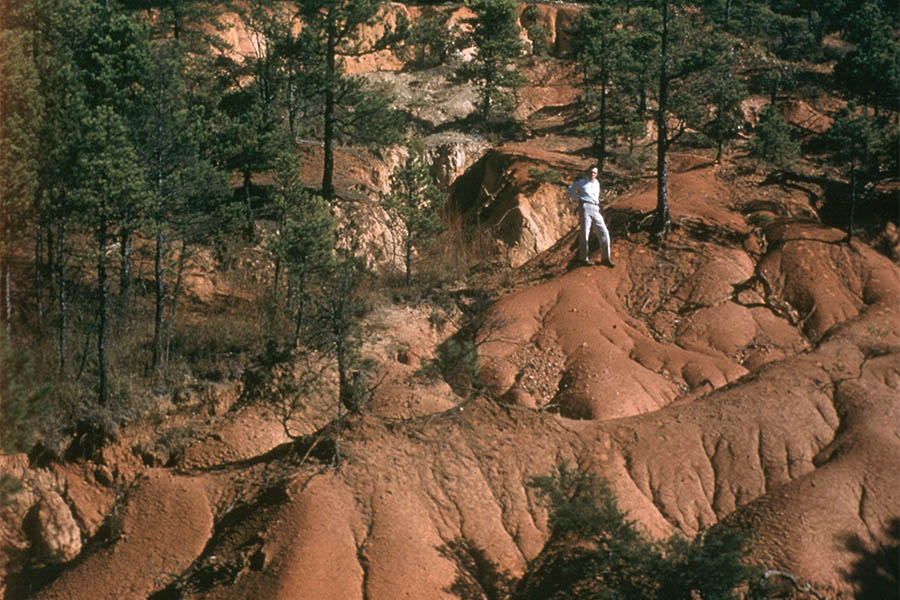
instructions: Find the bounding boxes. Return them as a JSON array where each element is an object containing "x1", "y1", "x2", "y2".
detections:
[
  {"x1": 0, "y1": 334, "x2": 49, "y2": 504},
  {"x1": 516, "y1": 462, "x2": 772, "y2": 600},
  {"x1": 527, "y1": 167, "x2": 564, "y2": 185},
  {"x1": 418, "y1": 337, "x2": 482, "y2": 396},
  {"x1": 405, "y1": 13, "x2": 463, "y2": 68},
  {"x1": 527, "y1": 24, "x2": 552, "y2": 56},
  {"x1": 749, "y1": 105, "x2": 800, "y2": 167}
]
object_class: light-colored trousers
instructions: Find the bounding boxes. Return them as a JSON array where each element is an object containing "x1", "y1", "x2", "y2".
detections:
[{"x1": 579, "y1": 202, "x2": 611, "y2": 262}]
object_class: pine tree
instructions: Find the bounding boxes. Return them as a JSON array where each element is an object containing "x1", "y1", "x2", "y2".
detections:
[
  {"x1": 381, "y1": 152, "x2": 446, "y2": 286},
  {"x1": 704, "y1": 62, "x2": 747, "y2": 162},
  {"x1": 749, "y1": 104, "x2": 799, "y2": 167},
  {"x1": 74, "y1": 6, "x2": 154, "y2": 316},
  {"x1": 826, "y1": 105, "x2": 885, "y2": 241},
  {"x1": 402, "y1": 10, "x2": 463, "y2": 68},
  {"x1": 569, "y1": 2, "x2": 629, "y2": 172},
  {"x1": 74, "y1": 106, "x2": 150, "y2": 406},
  {"x1": 286, "y1": 0, "x2": 406, "y2": 200},
  {"x1": 137, "y1": 38, "x2": 228, "y2": 378},
  {"x1": 834, "y1": 2, "x2": 900, "y2": 116},
  {"x1": 517, "y1": 463, "x2": 768, "y2": 600},
  {"x1": 0, "y1": 26, "x2": 43, "y2": 340},
  {"x1": 213, "y1": 1, "x2": 288, "y2": 238},
  {"x1": 627, "y1": 1, "x2": 724, "y2": 236},
  {"x1": 267, "y1": 155, "x2": 335, "y2": 347},
  {"x1": 307, "y1": 253, "x2": 372, "y2": 422},
  {"x1": 454, "y1": 0, "x2": 526, "y2": 124},
  {"x1": 14, "y1": 0, "x2": 96, "y2": 370}
]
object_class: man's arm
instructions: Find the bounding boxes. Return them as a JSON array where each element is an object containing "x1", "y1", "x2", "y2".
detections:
[{"x1": 566, "y1": 178, "x2": 583, "y2": 201}]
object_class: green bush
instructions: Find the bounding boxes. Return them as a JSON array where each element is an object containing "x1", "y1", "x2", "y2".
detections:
[
  {"x1": 749, "y1": 105, "x2": 800, "y2": 167},
  {"x1": 516, "y1": 462, "x2": 772, "y2": 600},
  {"x1": 527, "y1": 167, "x2": 564, "y2": 185},
  {"x1": 0, "y1": 334, "x2": 47, "y2": 456},
  {"x1": 527, "y1": 24, "x2": 552, "y2": 56},
  {"x1": 418, "y1": 337, "x2": 482, "y2": 396},
  {"x1": 0, "y1": 334, "x2": 49, "y2": 504},
  {"x1": 405, "y1": 13, "x2": 463, "y2": 68}
]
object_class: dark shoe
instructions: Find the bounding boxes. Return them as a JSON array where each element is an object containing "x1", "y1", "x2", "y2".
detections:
[{"x1": 600, "y1": 259, "x2": 616, "y2": 268}]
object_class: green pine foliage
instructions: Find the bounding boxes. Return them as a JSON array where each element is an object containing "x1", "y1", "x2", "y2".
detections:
[
  {"x1": 0, "y1": 26, "x2": 43, "y2": 333},
  {"x1": 418, "y1": 338, "x2": 482, "y2": 397},
  {"x1": 289, "y1": 0, "x2": 406, "y2": 199},
  {"x1": 749, "y1": 104, "x2": 800, "y2": 167},
  {"x1": 267, "y1": 156, "x2": 336, "y2": 346},
  {"x1": 704, "y1": 65, "x2": 748, "y2": 162},
  {"x1": 517, "y1": 463, "x2": 770, "y2": 600},
  {"x1": 521, "y1": 4, "x2": 551, "y2": 57},
  {"x1": 569, "y1": 2, "x2": 629, "y2": 171},
  {"x1": 403, "y1": 12, "x2": 464, "y2": 68},
  {"x1": 833, "y1": 2, "x2": 900, "y2": 114},
  {"x1": 454, "y1": 0, "x2": 526, "y2": 124},
  {"x1": 306, "y1": 254, "x2": 374, "y2": 414},
  {"x1": 381, "y1": 152, "x2": 446, "y2": 286},
  {"x1": 825, "y1": 104, "x2": 891, "y2": 240}
]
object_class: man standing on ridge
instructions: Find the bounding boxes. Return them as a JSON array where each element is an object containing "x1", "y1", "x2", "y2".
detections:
[{"x1": 566, "y1": 165, "x2": 615, "y2": 267}]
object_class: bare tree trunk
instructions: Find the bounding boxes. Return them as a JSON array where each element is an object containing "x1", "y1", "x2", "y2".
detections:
[
  {"x1": 152, "y1": 228, "x2": 165, "y2": 376},
  {"x1": 119, "y1": 229, "x2": 132, "y2": 311},
  {"x1": 847, "y1": 154, "x2": 856, "y2": 242},
  {"x1": 322, "y1": 86, "x2": 336, "y2": 200},
  {"x1": 293, "y1": 270, "x2": 307, "y2": 348},
  {"x1": 322, "y1": 18, "x2": 337, "y2": 201},
  {"x1": 582, "y1": 63, "x2": 592, "y2": 104},
  {"x1": 599, "y1": 74, "x2": 608, "y2": 173},
  {"x1": 273, "y1": 194, "x2": 287, "y2": 299},
  {"x1": 163, "y1": 233, "x2": 188, "y2": 382},
  {"x1": 243, "y1": 170, "x2": 254, "y2": 239},
  {"x1": 36, "y1": 223, "x2": 45, "y2": 329},
  {"x1": 2, "y1": 250, "x2": 10, "y2": 342},
  {"x1": 56, "y1": 221, "x2": 68, "y2": 373},
  {"x1": 1, "y1": 207, "x2": 10, "y2": 341},
  {"x1": 97, "y1": 215, "x2": 109, "y2": 406},
  {"x1": 654, "y1": 1, "x2": 671, "y2": 236},
  {"x1": 405, "y1": 237, "x2": 412, "y2": 287}
]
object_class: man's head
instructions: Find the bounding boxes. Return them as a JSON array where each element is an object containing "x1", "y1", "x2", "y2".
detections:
[{"x1": 589, "y1": 166, "x2": 599, "y2": 179}]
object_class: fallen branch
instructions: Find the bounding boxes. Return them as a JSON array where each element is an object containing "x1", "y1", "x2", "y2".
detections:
[{"x1": 761, "y1": 569, "x2": 829, "y2": 600}]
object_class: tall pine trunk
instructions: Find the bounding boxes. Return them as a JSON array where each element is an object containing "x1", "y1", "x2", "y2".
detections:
[
  {"x1": 35, "y1": 223, "x2": 45, "y2": 329},
  {"x1": 97, "y1": 215, "x2": 109, "y2": 406},
  {"x1": 56, "y1": 221, "x2": 68, "y2": 372},
  {"x1": 152, "y1": 228, "x2": 165, "y2": 375},
  {"x1": 119, "y1": 229, "x2": 132, "y2": 315},
  {"x1": 322, "y1": 20, "x2": 337, "y2": 201},
  {"x1": 598, "y1": 74, "x2": 608, "y2": 173},
  {"x1": 1, "y1": 208, "x2": 10, "y2": 341},
  {"x1": 243, "y1": 170, "x2": 254, "y2": 239},
  {"x1": 2, "y1": 250, "x2": 9, "y2": 342},
  {"x1": 405, "y1": 235, "x2": 412, "y2": 287},
  {"x1": 293, "y1": 270, "x2": 307, "y2": 348},
  {"x1": 847, "y1": 154, "x2": 856, "y2": 241},
  {"x1": 654, "y1": 1, "x2": 671, "y2": 236},
  {"x1": 163, "y1": 233, "x2": 188, "y2": 382}
]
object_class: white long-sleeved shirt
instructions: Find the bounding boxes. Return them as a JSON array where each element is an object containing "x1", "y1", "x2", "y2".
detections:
[{"x1": 567, "y1": 177, "x2": 601, "y2": 205}]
